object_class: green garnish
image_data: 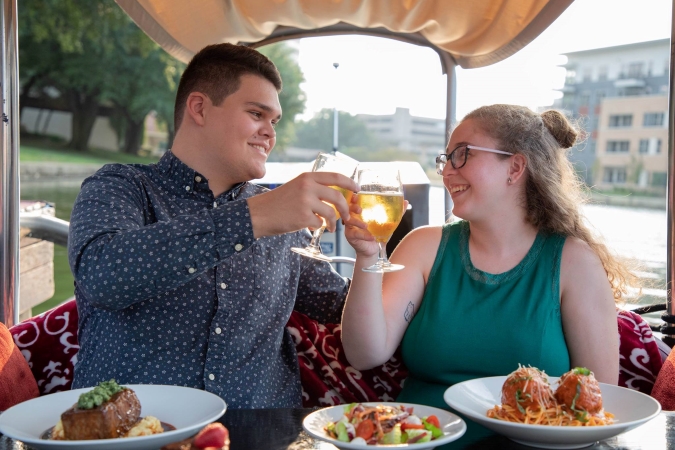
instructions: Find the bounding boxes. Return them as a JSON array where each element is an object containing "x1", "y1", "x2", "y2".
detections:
[
  {"x1": 508, "y1": 376, "x2": 532, "y2": 385},
  {"x1": 77, "y1": 379, "x2": 125, "y2": 410},
  {"x1": 570, "y1": 382, "x2": 581, "y2": 411},
  {"x1": 572, "y1": 367, "x2": 591, "y2": 376},
  {"x1": 575, "y1": 411, "x2": 589, "y2": 423},
  {"x1": 515, "y1": 389, "x2": 531, "y2": 415}
]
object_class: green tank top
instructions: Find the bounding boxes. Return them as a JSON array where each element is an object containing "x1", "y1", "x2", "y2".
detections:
[{"x1": 398, "y1": 220, "x2": 570, "y2": 410}]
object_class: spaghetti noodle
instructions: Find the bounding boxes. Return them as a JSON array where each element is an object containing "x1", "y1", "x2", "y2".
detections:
[{"x1": 487, "y1": 366, "x2": 614, "y2": 426}]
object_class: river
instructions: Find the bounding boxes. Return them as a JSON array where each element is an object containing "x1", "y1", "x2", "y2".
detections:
[{"x1": 21, "y1": 183, "x2": 668, "y2": 317}]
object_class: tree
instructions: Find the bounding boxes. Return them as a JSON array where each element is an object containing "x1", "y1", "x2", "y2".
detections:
[
  {"x1": 258, "y1": 43, "x2": 306, "y2": 152},
  {"x1": 19, "y1": 0, "x2": 181, "y2": 153},
  {"x1": 294, "y1": 109, "x2": 381, "y2": 152}
]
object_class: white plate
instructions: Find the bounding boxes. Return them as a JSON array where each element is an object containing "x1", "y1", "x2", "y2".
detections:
[
  {"x1": 444, "y1": 376, "x2": 661, "y2": 449},
  {"x1": 0, "y1": 384, "x2": 227, "y2": 450},
  {"x1": 302, "y1": 402, "x2": 466, "y2": 449}
]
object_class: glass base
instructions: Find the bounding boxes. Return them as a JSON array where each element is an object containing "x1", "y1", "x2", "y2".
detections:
[
  {"x1": 290, "y1": 246, "x2": 333, "y2": 262},
  {"x1": 362, "y1": 262, "x2": 405, "y2": 273}
]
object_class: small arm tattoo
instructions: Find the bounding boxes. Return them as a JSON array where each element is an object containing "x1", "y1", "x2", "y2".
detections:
[{"x1": 404, "y1": 301, "x2": 415, "y2": 322}]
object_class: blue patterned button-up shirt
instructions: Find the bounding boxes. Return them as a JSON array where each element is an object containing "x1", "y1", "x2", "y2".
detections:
[{"x1": 68, "y1": 150, "x2": 349, "y2": 408}]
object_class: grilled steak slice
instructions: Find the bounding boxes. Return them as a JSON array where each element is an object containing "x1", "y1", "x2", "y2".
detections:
[{"x1": 61, "y1": 388, "x2": 141, "y2": 440}]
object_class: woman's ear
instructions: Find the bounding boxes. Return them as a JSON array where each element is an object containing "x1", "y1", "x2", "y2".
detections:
[
  {"x1": 184, "y1": 92, "x2": 208, "y2": 127},
  {"x1": 508, "y1": 154, "x2": 527, "y2": 184}
]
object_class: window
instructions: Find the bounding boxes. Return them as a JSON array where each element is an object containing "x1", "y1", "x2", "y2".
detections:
[
  {"x1": 606, "y1": 141, "x2": 630, "y2": 153},
  {"x1": 598, "y1": 66, "x2": 608, "y2": 82},
  {"x1": 638, "y1": 138, "x2": 661, "y2": 155},
  {"x1": 603, "y1": 167, "x2": 627, "y2": 183},
  {"x1": 583, "y1": 68, "x2": 592, "y2": 82},
  {"x1": 580, "y1": 92, "x2": 591, "y2": 106},
  {"x1": 628, "y1": 62, "x2": 644, "y2": 78},
  {"x1": 565, "y1": 69, "x2": 576, "y2": 85},
  {"x1": 652, "y1": 172, "x2": 667, "y2": 187},
  {"x1": 643, "y1": 112, "x2": 665, "y2": 127},
  {"x1": 608, "y1": 115, "x2": 633, "y2": 127},
  {"x1": 639, "y1": 139, "x2": 649, "y2": 154}
]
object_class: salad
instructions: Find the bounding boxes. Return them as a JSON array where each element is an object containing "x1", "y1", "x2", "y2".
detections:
[{"x1": 324, "y1": 403, "x2": 443, "y2": 445}]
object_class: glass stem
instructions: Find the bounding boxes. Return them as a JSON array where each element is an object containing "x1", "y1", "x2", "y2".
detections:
[
  {"x1": 377, "y1": 241, "x2": 389, "y2": 267},
  {"x1": 308, "y1": 225, "x2": 326, "y2": 251}
]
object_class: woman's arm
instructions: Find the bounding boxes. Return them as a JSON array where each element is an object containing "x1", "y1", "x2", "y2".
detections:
[
  {"x1": 560, "y1": 237, "x2": 619, "y2": 384},
  {"x1": 341, "y1": 221, "x2": 441, "y2": 370}
]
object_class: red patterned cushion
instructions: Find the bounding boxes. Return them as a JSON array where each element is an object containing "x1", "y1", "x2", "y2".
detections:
[
  {"x1": 617, "y1": 308, "x2": 664, "y2": 395},
  {"x1": 288, "y1": 310, "x2": 408, "y2": 407},
  {"x1": 9, "y1": 299, "x2": 79, "y2": 395}
]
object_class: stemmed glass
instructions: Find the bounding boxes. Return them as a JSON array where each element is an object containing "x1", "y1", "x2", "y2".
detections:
[
  {"x1": 291, "y1": 152, "x2": 359, "y2": 261},
  {"x1": 357, "y1": 168, "x2": 405, "y2": 272}
]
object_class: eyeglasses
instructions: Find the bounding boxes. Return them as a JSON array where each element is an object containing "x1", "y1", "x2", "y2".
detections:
[{"x1": 436, "y1": 145, "x2": 514, "y2": 174}]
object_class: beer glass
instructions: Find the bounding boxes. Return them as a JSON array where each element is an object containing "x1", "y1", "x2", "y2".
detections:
[
  {"x1": 291, "y1": 152, "x2": 359, "y2": 261},
  {"x1": 357, "y1": 168, "x2": 405, "y2": 272}
]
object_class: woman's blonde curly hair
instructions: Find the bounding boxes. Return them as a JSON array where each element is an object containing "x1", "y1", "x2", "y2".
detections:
[{"x1": 462, "y1": 104, "x2": 637, "y2": 301}]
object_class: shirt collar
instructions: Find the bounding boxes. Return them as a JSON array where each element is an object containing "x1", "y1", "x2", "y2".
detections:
[{"x1": 157, "y1": 150, "x2": 247, "y2": 200}]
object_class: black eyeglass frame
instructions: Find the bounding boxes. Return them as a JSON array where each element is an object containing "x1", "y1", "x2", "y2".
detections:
[{"x1": 436, "y1": 145, "x2": 514, "y2": 174}]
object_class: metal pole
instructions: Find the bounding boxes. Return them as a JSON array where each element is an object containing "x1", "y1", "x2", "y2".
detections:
[
  {"x1": 0, "y1": 0, "x2": 19, "y2": 327},
  {"x1": 663, "y1": 0, "x2": 675, "y2": 346},
  {"x1": 443, "y1": 58, "x2": 457, "y2": 222},
  {"x1": 332, "y1": 62, "x2": 342, "y2": 271}
]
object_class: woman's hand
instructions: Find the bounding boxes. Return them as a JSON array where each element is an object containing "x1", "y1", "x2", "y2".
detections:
[{"x1": 343, "y1": 194, "x2": 378, "y2": 257}]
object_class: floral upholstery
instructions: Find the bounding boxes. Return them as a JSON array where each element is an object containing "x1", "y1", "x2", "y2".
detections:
[
  {"x1": 7, "y1": 301, "x2": 666, "y2": 402},
  {"x1": 617, "y1": 308, "x2": 665, "y2": 395},
  {"x1": 7, "y1": 299, "x2": 407, "y2": 405}
]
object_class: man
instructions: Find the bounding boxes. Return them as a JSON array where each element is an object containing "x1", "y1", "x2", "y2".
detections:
[{"x1": 68, "y1": 43, "x2": 358, "y2": 408}]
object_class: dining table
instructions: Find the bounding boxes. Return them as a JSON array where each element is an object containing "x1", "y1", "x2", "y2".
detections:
[{"x1": 1, "y1": 408, "x2": 673, "y2": 450}]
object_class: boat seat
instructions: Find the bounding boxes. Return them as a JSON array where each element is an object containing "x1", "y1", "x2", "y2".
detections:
[
  {"x1": 7, "y1": 300, "x2": 664, "y2": 404},
  {"x1": 7, "y1": 298, "x2": 406, "y2": 406}
]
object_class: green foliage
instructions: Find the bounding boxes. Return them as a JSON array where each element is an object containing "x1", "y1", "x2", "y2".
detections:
[
  {"x1": 19, "y1": 0, "x2": 183, "y2": 153},
  {"x1": 294, "y1": 108, "x2": 381, "y2": 152},
  {"x1": 258, "y1": 43, "x2": 306, "y2": 150}
]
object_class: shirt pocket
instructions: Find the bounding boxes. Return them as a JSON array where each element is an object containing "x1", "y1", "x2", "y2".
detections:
[{"x1": 253, "y1": 239, "x2": 297, "y2": 315}]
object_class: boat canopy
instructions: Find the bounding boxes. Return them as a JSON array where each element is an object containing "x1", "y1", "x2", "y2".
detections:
[{"x1": 115, "y1": 0, "x2": 573, "y2": 69}]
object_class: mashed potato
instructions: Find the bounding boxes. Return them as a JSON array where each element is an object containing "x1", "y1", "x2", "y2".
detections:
[{"x1": 51, "y1": 416, "x2": 163, "y2": 440}]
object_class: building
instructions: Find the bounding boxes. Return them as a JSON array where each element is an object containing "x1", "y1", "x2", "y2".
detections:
[
  {"x1": 555, "y1": 39, "x2": 669, "y2": 188},
  {"x1": 356, "y1": 107, "x2": 446, "y2": 159}
]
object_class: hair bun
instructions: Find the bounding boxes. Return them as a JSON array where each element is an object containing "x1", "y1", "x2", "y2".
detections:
[{"x1": 541, "y1": 110, "x2": 578, "y2": 149}]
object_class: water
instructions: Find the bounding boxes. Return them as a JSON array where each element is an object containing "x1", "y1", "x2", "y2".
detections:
[{"x1": 20, "y1": 182, "x2": 668, "y2": 315}]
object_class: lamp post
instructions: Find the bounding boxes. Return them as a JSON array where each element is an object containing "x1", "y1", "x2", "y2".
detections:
[
  {"x1": 332, "y1": 62, "x2": 342, "y2": 270},
  {"x1": 332, "y1": 62, "x2": 339, "y2": 155}
]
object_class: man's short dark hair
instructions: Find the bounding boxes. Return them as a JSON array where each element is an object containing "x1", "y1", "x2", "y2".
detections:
[{"x1": 174, "y1": 43, "x2": 282, "y2": 131}]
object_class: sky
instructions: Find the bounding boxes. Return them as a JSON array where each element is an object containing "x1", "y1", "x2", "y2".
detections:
[{"x1": 295, "y1": 0, "x2": 672, "y2": 121}]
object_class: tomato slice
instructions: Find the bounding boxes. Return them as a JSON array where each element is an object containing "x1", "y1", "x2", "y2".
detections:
[
  {"x1": 425, "y1": 415, "x2": 441, "y2": 428},
  {"x1": 355, "y1": 419, "x2": 375, "y2": 440}
]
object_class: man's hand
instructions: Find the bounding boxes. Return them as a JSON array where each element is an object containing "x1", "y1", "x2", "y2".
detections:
[{"x1": 247, "y1": 172, "x2": 359, "y2": 239}]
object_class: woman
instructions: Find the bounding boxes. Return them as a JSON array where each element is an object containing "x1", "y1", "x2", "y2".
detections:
[{"x1": 342, "y1": 104, "x2": 627, "y2": 410}]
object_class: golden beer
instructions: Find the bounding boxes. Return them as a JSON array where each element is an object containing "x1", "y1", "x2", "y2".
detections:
[
  {"x1": 357, "y1": 192, "x2": 404, "y2": 242},
  {"x1": 328, "y1": 186, "x2": 353, "y2": 220}
]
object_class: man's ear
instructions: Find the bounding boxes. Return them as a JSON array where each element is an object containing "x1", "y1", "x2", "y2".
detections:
[
  {"x1": 184, "y1": 92, "x2": 208, "y2": 127},
  {"x1": 508, "y1": 153, "x2": 527, "y2": 184}
]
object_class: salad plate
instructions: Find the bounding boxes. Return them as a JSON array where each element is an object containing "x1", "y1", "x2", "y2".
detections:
[
  {"x1": 302, "y1": 402, "x2": 466, "y2": 449},
  {"x1": 0, "y1": 384, "x2": 227, "y2": 450},
  {"x1": 444, "y1": 376, "x2": 661, "y2": 449}
]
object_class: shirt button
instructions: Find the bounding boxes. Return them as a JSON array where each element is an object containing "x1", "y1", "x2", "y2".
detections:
[
  {"x1": 185, "y1": 186, "x2": 191, "y2": 191},
  {"x1": 208, "y1": 374, "x2": 215, "y2": 381},
  {"x1": 220, "y1": 283, "x2": 227, "y2": 289},
  {"x1": 215, "y1": 327, "x2": 222, "y2": 334},
  {"x1": 213, "y1": 201, "x2": 218, "y2": 208},
  {"x1": 188, "y1": 267, "x2": 195, "y2": 274},
  {"x1": 234, "y1": 244, "x2": 243, "y2": 251},
  {"x1": 195, "y1": 175, "x2": 202, "y2": 182}
]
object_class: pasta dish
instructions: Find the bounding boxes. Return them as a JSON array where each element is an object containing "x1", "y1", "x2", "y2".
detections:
[{"x1": 487, "y1": 366, "x2": 614, "y2": 426}]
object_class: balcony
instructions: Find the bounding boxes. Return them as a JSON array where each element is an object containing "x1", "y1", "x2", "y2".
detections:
[{"x1": 614, "y1": 78, "x2": 646, "y2": 88}]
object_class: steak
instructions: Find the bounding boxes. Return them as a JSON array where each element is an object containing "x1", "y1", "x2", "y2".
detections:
[{"x1": 60, "y1": 388, "x2": 141, "y2": 440}]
